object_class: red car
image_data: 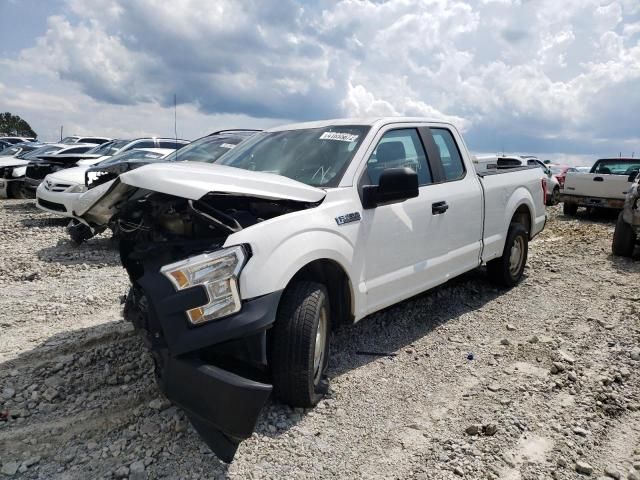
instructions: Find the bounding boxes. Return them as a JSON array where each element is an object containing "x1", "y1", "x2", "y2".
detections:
[{"x1": 549, "y1": 165, "x2": 578, "y2": 188}]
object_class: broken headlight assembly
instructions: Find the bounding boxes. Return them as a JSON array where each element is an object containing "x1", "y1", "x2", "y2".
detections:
[{"x1": 161, "y1": 245, "x2": 247, "y2": 325}]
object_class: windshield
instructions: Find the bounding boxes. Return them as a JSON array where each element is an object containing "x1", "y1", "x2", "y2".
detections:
[
  {"x1": 0, "y1": 146, "x2": 23, "y2": 157},
  {"x1": 21, "y1": 145, "x2": 64, "y2": 159},
  {"x1": 549, "y1": 166, "x2": 564, "y2": 174},
  {"x1": 215, "y1": 126, "x2": 370, "y2": 187},
  {"x1": 97, "y1": 149, "x2": 166, "y2": 166},
  {"x1": 60, "y1": 137, "x2": 79, "y2": 144},
  {"x1": 168, "y1": 135, "x2": 247, "y2": 163},
  {"x1": 87, "y1": 139, "x2": 129, "y2": 156},
  {"x1": 591, "y1": 159, "x2": 640, "y2": 175}
]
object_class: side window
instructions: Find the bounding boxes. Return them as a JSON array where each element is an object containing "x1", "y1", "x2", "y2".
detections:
[
  {"x1": 431, "y1": 129, "x2": 465, "y2": 181},
  {"x1": 159, "y1": 140, "x2": 181, "y2": 149},
  {"x1": 497, "y1": 158, "x2": 522, "y2": 168},
  {"x1": 367, "y1": 129, "x2": 431, "y2": 186},
  {"x1": 527, "y1": 160, "x2": 538, "y2": 166},
  {"x1": 133, "y1": 141, "x2": 155, "y2": 149},
  {"x1": 64, "y1": 146, "x2": 91, "y2": 154}
]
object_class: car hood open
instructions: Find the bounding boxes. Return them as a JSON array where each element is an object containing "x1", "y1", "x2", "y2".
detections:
[{"x1": 75, "y1": 161, "x2": 326, "y2": 223}]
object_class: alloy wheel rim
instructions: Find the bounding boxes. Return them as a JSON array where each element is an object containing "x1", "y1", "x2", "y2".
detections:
[
  {"x1": 313, "y1": 308, "x2": 328, "y2": 385},
  {"x1": 508, "y1": 236, "x2": 525, "y2": 276}
]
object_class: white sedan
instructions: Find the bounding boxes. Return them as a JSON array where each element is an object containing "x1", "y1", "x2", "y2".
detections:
[{"x1": 36, "y1": 148, "x2": 174, "y2": 217}]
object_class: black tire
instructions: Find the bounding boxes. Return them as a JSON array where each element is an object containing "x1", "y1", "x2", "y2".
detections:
[
  {"x1": 563, "y1": 202, "x2": 578, "y2": 216},
  {"x1": 7, "y1": 182, "x2": 27, "y2": 199},
  {"x1": 551, "y1": 187, "x2": 560, "y2": 205},
  {"x1": 487, "y1": 223, "x2": 528, "y2": 287},
  {"x1": 612, "y1": 212, "x2": 636, "y2": 257},
  {"x1": 270, "y1": 281, "x2": 330, "y2": 408}
]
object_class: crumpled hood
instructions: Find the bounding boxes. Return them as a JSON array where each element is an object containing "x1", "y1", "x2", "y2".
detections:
[
  {"x1": 75, "y1": 162, "x2": 325, "y2": 224},
  {"x1": 46, "y1": 165, "x2": 88, "y2": 185},
  {"x1": 118, "y1": 162, "x2": 326, "y2": 203},
  {"x1": 0, "y1": 158, "x2": 29, "y2": 168}
]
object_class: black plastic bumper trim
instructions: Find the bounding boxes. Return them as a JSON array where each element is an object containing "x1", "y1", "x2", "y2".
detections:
[
  {"x1": 155, "y1": 351, "x2": 272, "y2": 462},
  {"x1": 137, "y1": 269, "x2": 282, "y2": 356}
]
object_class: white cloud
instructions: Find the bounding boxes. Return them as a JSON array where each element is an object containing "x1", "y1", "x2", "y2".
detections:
[{"x1": 1, "y1": 0, "x2": 639, "y2": 157}]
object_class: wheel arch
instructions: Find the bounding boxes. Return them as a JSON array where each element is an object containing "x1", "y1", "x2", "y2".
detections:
[
  {"x1": 283, "y1": 258, "x2": 355, "y2": 329},
  {"x1": 510, "y1": 203, "x2": 533, "y2": 239}
]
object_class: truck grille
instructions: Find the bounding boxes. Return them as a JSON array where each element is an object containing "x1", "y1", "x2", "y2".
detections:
[{"x1": 43, "y1": 180, "x2": 72, "y2": 192}]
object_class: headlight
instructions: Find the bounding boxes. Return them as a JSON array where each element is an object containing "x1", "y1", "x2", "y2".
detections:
[
  {"x1": 12, "y1": 166, "x2": 26, "y2": 177},
  {"x1": 69, "y1": 184, "x2": 87, "y2": 193},
  {"x1": 161, "y1": 246, "x2": 247, "y2": 325}
]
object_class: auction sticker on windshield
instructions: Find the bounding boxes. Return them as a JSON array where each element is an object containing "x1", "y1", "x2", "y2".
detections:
[{"x1": 319, "y1": 132, "x2": 359, "y2": 142}]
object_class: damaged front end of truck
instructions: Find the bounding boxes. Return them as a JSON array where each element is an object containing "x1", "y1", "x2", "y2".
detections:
[{"x1": 79, "y1": 163, "x2": 325, "y2": 461}]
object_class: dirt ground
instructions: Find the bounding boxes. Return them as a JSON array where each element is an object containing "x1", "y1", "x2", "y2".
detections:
[{"x1": 0, "y1": 200, "x2": 639, "y2": 480}]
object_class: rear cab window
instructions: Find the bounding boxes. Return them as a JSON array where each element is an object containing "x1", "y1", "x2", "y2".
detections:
[{"x1": 430, "y1": 128, "x2": 465, "y2": 181}]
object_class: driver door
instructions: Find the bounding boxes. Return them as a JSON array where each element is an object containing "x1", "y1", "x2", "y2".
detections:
[{"x1": 358, "y1": 127, "x2": 450, "y2": 314}]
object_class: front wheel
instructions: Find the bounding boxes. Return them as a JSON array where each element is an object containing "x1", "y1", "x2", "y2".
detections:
[
  {"x1": 270, "y1": 281, "x2": 330, "y2": 407},
  {"x1": 487, "y1": 223, "x2": 529, "y2": 287},
  {"x1": 612, "y1": 212, "x2": 636, "y2": 257},
  {"x1": 550, "y1": 187, "x2": 560, "y2": 205}
]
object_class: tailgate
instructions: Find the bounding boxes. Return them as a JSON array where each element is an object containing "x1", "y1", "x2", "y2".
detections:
[{"x1": 564, "y1": 173, "x2": 631, "y2": 200}]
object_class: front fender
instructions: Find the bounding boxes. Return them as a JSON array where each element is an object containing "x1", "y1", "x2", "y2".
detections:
[{"x1": 235, "y1": 228, "x2": 355, "y2": 298}]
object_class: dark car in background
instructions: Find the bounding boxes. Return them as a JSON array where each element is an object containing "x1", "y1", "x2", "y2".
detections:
[
  {"x1": 85, "y1": 129, "x2": 259, "y2": 189},
  {"x1": 68, "y1": 129, "x2": 259, "y2": 243},
  {"x1": 23, "y1": 144, "x2": 97, "y2": 196}
]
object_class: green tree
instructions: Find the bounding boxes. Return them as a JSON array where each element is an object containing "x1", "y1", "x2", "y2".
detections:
[{"x1": 0, "y1": 112, "x2": 37, "y2": 138}]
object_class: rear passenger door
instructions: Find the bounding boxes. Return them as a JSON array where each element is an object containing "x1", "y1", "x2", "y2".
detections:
[{"x1": 424, "y1": 127, "x2": 483, "y2": 277}]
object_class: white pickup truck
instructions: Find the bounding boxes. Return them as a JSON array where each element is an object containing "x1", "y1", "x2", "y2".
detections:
[
  {"x1": 78, "y1": 117, "x2": 546, "y2": 461},
  {"x1": 561, "y1": 158, "x2": 640, "y2": 215}
]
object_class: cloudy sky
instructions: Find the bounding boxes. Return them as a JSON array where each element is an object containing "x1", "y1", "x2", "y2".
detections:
[{"x1": 1, "y1": 0, "x2": 639, "y2": 164}]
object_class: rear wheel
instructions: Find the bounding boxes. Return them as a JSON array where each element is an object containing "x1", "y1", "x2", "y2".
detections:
[
  {"x1": 612, "y1": 212, "x2": 636, "y2": 257},
  {"x1": 7, "y1": 182, "x2": 27, "y2": 199},
  {"x1": 550, "y1": 187, "x2": 560, "y2": 205},
  {"x1": 563, "y1": 202, "x2": 578, "y2": 216},
  {"x1": 270, "y1": 281, "x2": 330, "y2": 407},
  {"x1": 487, "y1": 223, "x2": 528, "y2": 287}
]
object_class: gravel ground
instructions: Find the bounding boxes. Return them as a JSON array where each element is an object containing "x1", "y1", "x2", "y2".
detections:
[{"x1": 0, "y1": 199, "x2": 639, "y2": 480}]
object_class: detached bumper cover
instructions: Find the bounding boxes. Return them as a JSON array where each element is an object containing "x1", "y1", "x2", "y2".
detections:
[
  {"x1": 154, "y1": 349, "x2": 272, "y2": 462},
  {"x1": 131, "y1": 266, "x2": 281, "y2": 461}
]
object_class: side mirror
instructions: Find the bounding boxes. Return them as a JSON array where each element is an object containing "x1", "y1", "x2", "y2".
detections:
[{"x1": 362, "y1": 167, "x2": 419, "y2": 209}]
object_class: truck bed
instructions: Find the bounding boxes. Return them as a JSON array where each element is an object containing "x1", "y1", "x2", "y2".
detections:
[{"x1": 478, "y1": 166, "x2": 546, "y2": 262}]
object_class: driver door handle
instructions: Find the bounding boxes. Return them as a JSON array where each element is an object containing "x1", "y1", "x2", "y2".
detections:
[
  {"x1": 593, "y1": 177, "x2": 604, "y2": 182},
  {"x1": 432, "y1": 201, "x2": 449, "y2": 215}
]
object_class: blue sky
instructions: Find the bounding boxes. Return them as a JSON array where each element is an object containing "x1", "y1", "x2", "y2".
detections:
[{"x1": 1, "y1": 0, "x2": 639, "y2": 165}]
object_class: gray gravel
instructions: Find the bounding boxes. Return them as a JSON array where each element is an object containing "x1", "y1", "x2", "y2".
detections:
[{"x1": 1, "y1": 200, "x2": 639, "y2": 479}]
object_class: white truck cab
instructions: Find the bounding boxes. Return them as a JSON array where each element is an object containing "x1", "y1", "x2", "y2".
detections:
[{"x1": 78, "y1": 117, "x2": 546, "y2": 461}]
